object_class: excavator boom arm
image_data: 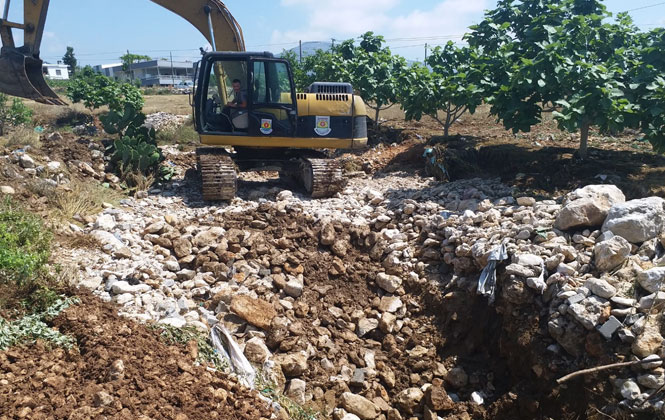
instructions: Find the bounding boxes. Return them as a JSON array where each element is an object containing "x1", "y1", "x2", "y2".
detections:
[{"x1": 0, "y1": 0, "x2": 245, "y2": 105}]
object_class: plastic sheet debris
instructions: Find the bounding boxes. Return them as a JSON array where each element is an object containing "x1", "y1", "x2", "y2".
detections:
[
  {"x1": 423, "y1": 147, "x2": 449, "y2": 179},
  {"x1": 210, "y1": 323, "x2": 256, "y2": 388},
  {"x1": 477, "y1": 241, "x2": 509, "y2": 304}
]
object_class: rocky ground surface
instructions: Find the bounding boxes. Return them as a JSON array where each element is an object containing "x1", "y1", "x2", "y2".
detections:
[{"x1": 2, "y1": 119, "x2": 665, "y2": 419}]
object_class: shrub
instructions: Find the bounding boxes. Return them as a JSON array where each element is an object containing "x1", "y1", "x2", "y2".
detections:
[
  {"x1": 0, "y1": 199, "x2": 52, "y2": 287},
  {"x1": 101, "y1": 104, "x2": 173, "y2": 182},
  {"x1": 66, "y1": 66, "x2": 144, "y2": 112}
]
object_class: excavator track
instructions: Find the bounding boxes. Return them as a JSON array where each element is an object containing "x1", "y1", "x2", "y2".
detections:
[
  {"x1": 197, "y1": 151, "x2": 237, "y2": 201},
  {"x1": 301, "y1": 158, "x2": 346, "y2": 198}
]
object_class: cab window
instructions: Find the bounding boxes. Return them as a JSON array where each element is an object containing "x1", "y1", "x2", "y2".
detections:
[
  {"x1": 252, "y1": 61, "x2": 293, "y2": 105},
  {"x1": 203, "y1": 59, "x2": 248, "y2": 133}
]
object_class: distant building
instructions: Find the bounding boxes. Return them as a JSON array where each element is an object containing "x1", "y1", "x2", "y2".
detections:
[
  {"x1": 93, "y1": 63, "x2": 123, "y2": 78},
  {"x1": 93, "y1": 59, "x2": 196, "y2": 87},
  {"x1": 43, "y1": 63, "x2": 70, "y2": 80}
]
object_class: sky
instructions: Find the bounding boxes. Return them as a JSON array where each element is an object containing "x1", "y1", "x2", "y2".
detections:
[{"x1": 0, "y1": 0, "x2": 663, "y2": 66}]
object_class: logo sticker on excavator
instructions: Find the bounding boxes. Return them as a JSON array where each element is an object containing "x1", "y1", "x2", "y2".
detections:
[
  {"x1": 315, "y1": 116, "x2": 331, "y2": 136},
  {"x1": 260, "y1": 119, "x2": 273, "y2": 135}
]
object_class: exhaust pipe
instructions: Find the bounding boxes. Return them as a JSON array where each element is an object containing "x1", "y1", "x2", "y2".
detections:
[{"x1": 0, "y1": 47, "x2": 67, "y2": 105}]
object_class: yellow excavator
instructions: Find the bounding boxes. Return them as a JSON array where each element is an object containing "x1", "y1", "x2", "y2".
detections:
[{"x1": 0, "y1": 0, "x2": 368, "y2": 199}]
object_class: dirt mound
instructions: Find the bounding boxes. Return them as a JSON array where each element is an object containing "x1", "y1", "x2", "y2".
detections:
[{"x1": 0, "y1": 293, "x2": 272, "y2": 420}]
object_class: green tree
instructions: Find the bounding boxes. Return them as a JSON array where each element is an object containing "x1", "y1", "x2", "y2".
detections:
[
  {"x1": 120, "y1": 52, "x2": 152, "y2": 81},
  {"x1": 466, "y1": 0, "x2": 640, "y2": 159},
  {"x1": 338, "y1": 33, "x2": 406, "y2": 127},
  {"x1": 400, "y1": 42, "x2": 485, "y2": 137},
  {"x1": 66, "y1": 66, "x2": 144, "y2": 112},
  {"x1": 62, "y1": 46, "x2": 77, "y2": 75},
  {"x1": 628, "y1": 27, "x2": 665, "y2": 153}
]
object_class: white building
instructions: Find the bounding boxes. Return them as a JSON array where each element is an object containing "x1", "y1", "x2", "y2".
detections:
[{"x1": 43, "y1": 63, "x2": 70, "y2": 80}]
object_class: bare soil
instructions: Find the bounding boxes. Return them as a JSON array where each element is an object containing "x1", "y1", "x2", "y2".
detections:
[{"x1": 0, "y1": 293, "x2": 272, "y2": 420}]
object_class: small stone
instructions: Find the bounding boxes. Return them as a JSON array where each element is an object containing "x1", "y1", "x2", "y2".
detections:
[
  {"x1": 244, "y1": 337, "x2": 271, "y2": 364},
  {"x1": 641, "y1": 355, "x2": 663, "y2": 370},
  {"x1": 340, "y1": 392, "x2": 380, "y2": 420},
  {"x1": 114, "y1": 247, "x2": 132, "y2": 259},
  {"x1": 357, "y1": 318, "x2": 379, "y2": 337},
  {"x1": 598, "y1": 316, "x2": 622, "y2": 339},
  {"x1": 594, "y1": 236, "x2": 631, "y2": 272},
  {"x1": 637, "y1": 267, "x2": 665, "y2": 294},
  {"x1": 517, "y1": 197, "x2": 536, "y2": 206},
  {"x1": 93, "y1": 391, "x2": 114, "y2": 407},
  {"x1": 172, "y1": 238, "x2": 193, "y2": 258},
  {"x1": 285, "y1": 379, "x2": 307, "y2": 405},
  {"x1": 0, "y1": 186, "x2": 15, "y2": 195},
  {"x1": 620, "y1": 380, "x2": 641, "y2": 400},
  {"x1": 320, "y1": 223, "x2": 336, "y2": 246},
  {"x1": 284, "y1": 277, "x2": 304, "y2": 298},
  {"x1": 632, "y1": 317, "x2": 665, "y2": 357},
  {"x1": 444, "y1": 367, "x2": 468, "y2": 389},
  {"x1": 277, "y1": 352, "x2": 308, "y2": 377},
  {"x1": 19, "y1": 154, "x2": 35, "y2": 169},
  {"x1": 376, "y1": 272, "x2": 402, "y2": 293},
  {"x1": 427, "y1": 383, "x2": 454, "y2": 411},
  {"x1": 230, "y1": 295, "x2": 277, "y2": 330},
  {"x1": 350, "y1": 368, "x2": 366, "y2": 387},
  {"x1": 395, "y1": 388, "x2": 424, "y2": 414},
  {"x1": 585, "y1": 278, "x2": 617, "y2": 299},
  {"x1": 567, "y1": 296, "x2": 609, "y2": 330}
]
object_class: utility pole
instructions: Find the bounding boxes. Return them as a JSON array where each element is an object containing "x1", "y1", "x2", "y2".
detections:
[
  {"x1": 299, "y1": 40, "x2": 303, "y2": 63},
  {"x1": 170, "y1": 52, "x2": 175, "y2": 86},
  {"x1": 425, "y1": 43, "x2": 428, "y2": 63}
]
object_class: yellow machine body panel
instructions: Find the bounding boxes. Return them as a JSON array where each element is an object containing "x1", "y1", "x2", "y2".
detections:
[{"x1": 200, "y1": 135, "x2": 367, "y2": 149}]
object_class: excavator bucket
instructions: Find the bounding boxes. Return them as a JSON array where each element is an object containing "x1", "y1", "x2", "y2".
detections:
[{"x1": 0, "y1": 48, "x2": 67, "y2": 105}]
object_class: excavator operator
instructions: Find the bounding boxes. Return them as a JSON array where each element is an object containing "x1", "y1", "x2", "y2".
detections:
[{"x1": 226, "y1": 79, "x2": 247, "y2": 109}]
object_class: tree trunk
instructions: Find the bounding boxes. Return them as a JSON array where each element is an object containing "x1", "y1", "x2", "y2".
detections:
[
  {"x1": 579, "y1": 122, "x2": 590, "y2": 160},
  {"x1": 444, "y1": 123, "x2": 449, "y2": 138},
  {"x1": 0, "y1": 121, "x2": 4, "y2": 137},
  {"x1": 374, "y1": 107, "x2": 381, "y2": 128}
]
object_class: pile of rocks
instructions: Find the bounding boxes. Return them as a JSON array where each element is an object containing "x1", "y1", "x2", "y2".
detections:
[
  {"x1": 145, "y1": 112, "x2": 190, "y2": 132},
  {"x1": 63, "y1": 174, "x2": 665, "y2": 418},
  {"x1": 0, "y1": 134, "x2": 115, "y2": 195},
  {"x1": 415, "y1": 184, "x2": 665, "y2": 412}
]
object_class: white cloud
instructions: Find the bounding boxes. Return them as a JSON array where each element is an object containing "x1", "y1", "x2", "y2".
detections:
[{"x1": 271, "y1": 0, "x2": 487, "y2": 57}]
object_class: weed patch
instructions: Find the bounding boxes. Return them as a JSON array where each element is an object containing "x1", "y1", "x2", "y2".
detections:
[
  {"x1": 256, "y1": 371, "x2": 320, "y2": 420},
  {"x1": 156, "y1": 121, "x2": 198, "y2": 145},
  {"x1": 5, "y1": 126, "x2": 40, "y2": 148},
  {"x1": 149, "y1": 324, "x2": 229, "y2": 371},
  {"x1": 0, "y1": 296, "x2": 79, "y2": 350}
]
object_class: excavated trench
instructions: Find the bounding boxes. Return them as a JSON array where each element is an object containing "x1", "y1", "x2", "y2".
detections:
[{"x1": 202, "y1": 207, "x2": 628, "y2": 419}]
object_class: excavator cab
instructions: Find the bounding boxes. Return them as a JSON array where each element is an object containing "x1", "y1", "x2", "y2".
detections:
[
  {"x1": 195, "y1": 52, "x2": 297, "y2": 138},
  {"x1": 0, "y1": 0, "x2": 66, "y2": 105}
]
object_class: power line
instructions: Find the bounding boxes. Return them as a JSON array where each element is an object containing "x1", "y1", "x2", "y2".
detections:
[{"x1": 624, "y1": 1, "x2": 665, "y2": 13}]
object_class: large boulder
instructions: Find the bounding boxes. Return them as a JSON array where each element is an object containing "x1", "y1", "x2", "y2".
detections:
[
  {"x1": 602, "y1": 197, "x2": 665, "y2": 243},
  {"x1": 555, "y1": 185, "x2": 626, "y2": 230}
]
